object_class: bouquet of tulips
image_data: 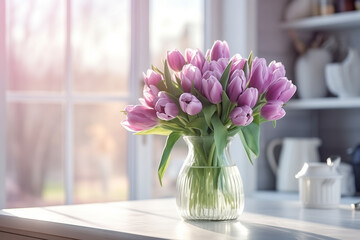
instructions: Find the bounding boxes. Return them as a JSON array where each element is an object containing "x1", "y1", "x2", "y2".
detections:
[{"x1": 122, "y1": 40, "x2": 296, "y2": 185}]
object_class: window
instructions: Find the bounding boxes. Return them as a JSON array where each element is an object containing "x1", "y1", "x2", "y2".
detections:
[
  {"x1": 2, "y1": 0, "x2": 131, "y2": 208},
  {"x1": 0, "y1": 0, "x2": 205, "y2": 208}
]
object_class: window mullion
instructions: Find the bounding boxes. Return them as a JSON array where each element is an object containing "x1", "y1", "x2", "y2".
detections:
[
  {"x1": 129, "y1": 0, "x2": 151, "y2": 200},
  {"x1": 64, "y1": 0, "x2": 74, "y2": 205},
  {"x1": 0, "y1": 0, "x2": 6, "y2": 210}
]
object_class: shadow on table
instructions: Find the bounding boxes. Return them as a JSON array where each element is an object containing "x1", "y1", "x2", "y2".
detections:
[
  {"x1": 244, "y1": 198, "x2": 359, "y2": 230},
  {"x1": 185, "y1": 220, "x2": 338, "y2": 240}
]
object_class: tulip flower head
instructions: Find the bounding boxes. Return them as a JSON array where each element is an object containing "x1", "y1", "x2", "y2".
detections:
[
  {"x1": 210, "y1": 40, "x2": 230, "y2": 61},
  {"x1": 155, "y1": 92, "x2": 179, "y2": 120},
  {"x1": 141, "y1": 85, "x2": 159, "y2": 108},
  {"x1": 227, "y1": 69, "x2": 247, "y2": 103},
  {"x1": 229, "y1": 106, "x2": 253, "y2": 126},
  {"x1": 179, "y1": 93, "x2": 202, "y2": 115},
  {"x1": 121, "y1": 105, "x2": 158, "y2": 132},
  {"x1": 266, "y1": 77, "x2": 296, "y2": 103},
  {"x1": 261, "y1": 100, "x2": 286, "y2": 121},
  {"x1": 202, "y1": 75, "x2": 223, "y2": 104},
  {"x1": 143, "y1": 69, "x2": 162, "y2": 87},
  {"x1": 237, "y1": 87, "x2": 259, "y2": 108},
  {"x1": 249, "y1": 57, "x2": 270, "y2": 94},
  {"x1": 180, "y1": 64, "x2": 202, "y2": 92},
  {"x1": 167, "y1": 50, "x2": 186, "y2": 72}
]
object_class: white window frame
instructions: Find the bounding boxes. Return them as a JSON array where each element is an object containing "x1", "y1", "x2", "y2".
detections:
[{"x1": 0, "y1": 0, "x2": 6, "y2": 210}]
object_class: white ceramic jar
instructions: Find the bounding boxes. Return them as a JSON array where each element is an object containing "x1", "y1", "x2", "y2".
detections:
[{"x1": 296, "y1": 158, "x2": 342, "y2": 209}]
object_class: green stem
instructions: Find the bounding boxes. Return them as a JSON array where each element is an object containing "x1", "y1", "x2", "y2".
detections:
[
  {"x1": 208, "y1": 142, "x2": 216, "y2": 166},
  {"x1": 178, "y1": 117, "x2": 196, "y2": 135},
  {"x1": 216, "y1": 103, "x2": 221, "y2": 117}
]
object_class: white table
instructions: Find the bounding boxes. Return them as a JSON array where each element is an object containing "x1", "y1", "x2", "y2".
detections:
[{"x1": 0, "y1": 193, "x2": 360, "y2": 240}]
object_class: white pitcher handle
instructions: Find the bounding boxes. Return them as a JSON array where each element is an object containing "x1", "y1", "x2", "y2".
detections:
[{"x1": 266, "y1": 139, "x2": 283, "y2": 175}]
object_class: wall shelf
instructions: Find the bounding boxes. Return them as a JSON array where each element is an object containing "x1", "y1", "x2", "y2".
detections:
[
  {"x1": 285, "y1": 97, "x2": 360, "y2": 110},
  {"x1": 281, "y1": 11, "x2": 360, "y2": 30}
]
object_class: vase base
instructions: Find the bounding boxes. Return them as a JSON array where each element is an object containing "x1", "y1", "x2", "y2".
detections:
[{"x1": 178, "y1": 207, "x2": 243, "y2": 221}]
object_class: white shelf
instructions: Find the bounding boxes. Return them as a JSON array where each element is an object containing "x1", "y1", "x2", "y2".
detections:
[
  {"x1": 285, "y1": 97, "x2": 360, "y2": 110},
  {"x1": 281, "y1": 11, "x2": 360, "y2": 30}
]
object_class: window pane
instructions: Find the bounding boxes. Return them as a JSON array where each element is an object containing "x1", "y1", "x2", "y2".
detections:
[
  {"x1": 72, "y1": 0, "x2": 130, "y2": 93},
  {"x1": 150, "y1": 0, "x2": 204, "y2": 198},
  {"x1": 6, "y1": 103, "x2": 64, "y2": 208},
  {"x1": 74, "y1": 103, "x2": 128, "y2": 203},
  {"x1": 150, "y1": 0, "x2": 204, "y2": 67},
  {"x1": 6, "y1": 0, "x2": 65, "y2": 92}
]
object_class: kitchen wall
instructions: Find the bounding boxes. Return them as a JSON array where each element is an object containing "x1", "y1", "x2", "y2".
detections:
[{"x1": 256, "y1": 0, "x2": 360, "y2": 190}]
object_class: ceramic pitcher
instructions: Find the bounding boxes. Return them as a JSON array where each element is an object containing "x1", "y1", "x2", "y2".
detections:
[{"x1": 267, "y1": 137, "x2": 321, "y2": 192}]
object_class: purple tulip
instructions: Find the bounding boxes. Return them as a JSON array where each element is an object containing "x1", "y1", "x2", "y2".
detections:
[
  {"x1": 185, "y1": 48, "x2": 205, "y2": 70},
  {"x1": 229, "y1": 105, "x2": 253, "y2": 126},
  {"x1": 155, "y1": 92, "x2": 179, "y2": 120},
  {"x1": 141, "y1": 84, "x2": 159, "y2": 108},
  {"x1": 227, "y1": 70, "x2": 247, "y2": 103},
  {"x1": 231, "y1": 54, "x2": 247, "y2": 75},
  {"x1": 261, "y1": 100, "x2": 286, "y2": 121},
  {"x1": 238, "y1": 87, "x2": 259, "y2": 108},
  {"x1": 268, "y1": 61, "x2": 286, "y2": 84},
  {"x1": 179, "y1": 93, "x2": 202, "y2": 115},
  {"x1": 266, "y1": 77, "x2": 296, "y2": 103},
  {"x1": 180, "y1": 64, "x2": 202, "y2": 92},
  {"x1": 248, "y1": 57, "x2": 270, "y2": 94},
  {"x1": 210, "y1": 40, "x2": 230, "y2": 61},
  {"x1": 167, "y1": 50, "x2": 186, "y2": 72},
  {"x1": 202, "y1": 60, "x2": 224, "y2": 75},
  {"x1": 202, "y1": 70, "x2": 222, "y2": 82},
  {"x1": 185, "y1": 48, "x2": 195, "y2": 62},
  {"x1": 229, "y1": 68, "x2": 248, "y2": 85},
  {"x1": 143, "y1": 69, "x2": 162, "y2": 87},
  {"x1": 121, "y1": 105, "x2": 158, "y2": 132},
  {"x1": 202, "y1": 75, "x2": 223, "y2": 104}
]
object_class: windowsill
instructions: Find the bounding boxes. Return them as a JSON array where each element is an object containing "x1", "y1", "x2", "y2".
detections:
[{"x1": 1, "y1": 191, "x2": 360, "y2": 239}]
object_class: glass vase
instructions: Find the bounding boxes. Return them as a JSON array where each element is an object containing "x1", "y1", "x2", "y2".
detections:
[{"x1": 176, "y1": 136, "x2": 244, "y2": 221}]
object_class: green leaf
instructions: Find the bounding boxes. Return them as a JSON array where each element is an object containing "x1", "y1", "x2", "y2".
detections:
[
  {"x1": 228, "y1": 125, "x2": 242, "y2": 137},
  {"x1": 175, "y1": 75, "x2": 182, "y2": 86},
  {"x1": 247, "y1": 51, "x2": 254, "y2": 73},
  {"x1": 151, "y1": 65, "x2": 164, "y2": 75},
  {"x1": 135, "y1": 126, "x2": 172, "y2": 136},
  {"x1": 158, "y1": 132, "x2": 181, "y2": 186},
  {"x1": 163, "y1": 60, "x2": 183, "y2": 97},
  {"x1": 202, "y1": 105, "x2": 216, "y2": 129},
  {"x1": 221, "y1": 91, "x2": 231, "y2": 123},
  {"x1": 211, "y1": 115, "x2": 228, "y2": 160},
  {"x1": 238, "y1": 121, "x2": 260, "y2": 164},
  {"x1": 243, "y1": 60, "x2": 249, "y2": 79},
  {"x1": 156, "y1": 80, "x2": 167, "y2": 92},
  {"x1": 161, "y1": 121, "x2": 185, "y2": 132},
  {"x1": 193, "y1": 88, "x2": 211, "y2": 105},
  {"x1": 219, "y1": 61, "x2": 232, "y2": 91},
  {"x1": 164, "y1": 60, "x2": 175, "y2": 92}
]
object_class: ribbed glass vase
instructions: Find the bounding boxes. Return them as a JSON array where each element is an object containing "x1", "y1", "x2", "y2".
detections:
[{"x1": 176, "y1": 136, "x2": 244, "y2": 220}]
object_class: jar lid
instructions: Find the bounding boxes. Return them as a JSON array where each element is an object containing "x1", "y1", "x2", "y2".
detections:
[{"x1": 295, "y1": 157, "x2": 342, "y2": 179}]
